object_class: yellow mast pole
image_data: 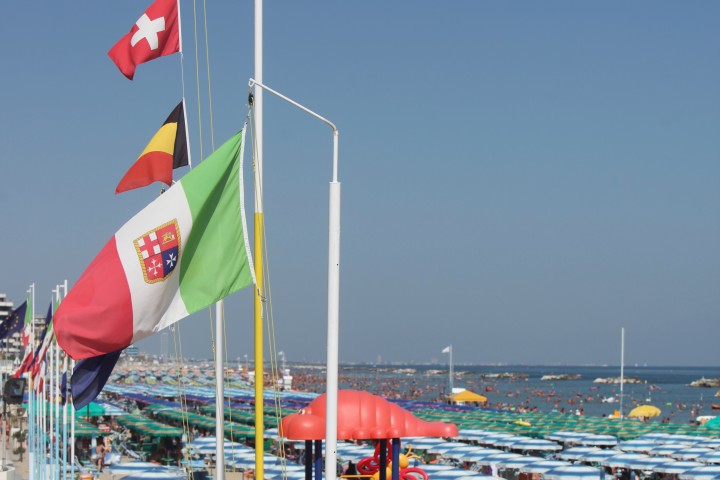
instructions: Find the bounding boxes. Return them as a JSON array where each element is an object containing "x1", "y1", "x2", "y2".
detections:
[{"x1": 254, "y1": 0, "x2": 265, "y2": 478}]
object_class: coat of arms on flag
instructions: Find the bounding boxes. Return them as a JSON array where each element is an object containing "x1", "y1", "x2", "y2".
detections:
[{"x1": 134, "y1": 219, "x2": 181, "y2": 283}]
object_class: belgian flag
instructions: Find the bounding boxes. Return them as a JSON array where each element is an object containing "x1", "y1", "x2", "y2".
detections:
[{"x1": 116, "y1": 101, "x2": 189, "y2": 194}]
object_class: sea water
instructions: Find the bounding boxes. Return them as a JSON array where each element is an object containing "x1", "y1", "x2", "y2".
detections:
[{"x1": 319, "y1": 364, "x2": 719, "y2": 424}]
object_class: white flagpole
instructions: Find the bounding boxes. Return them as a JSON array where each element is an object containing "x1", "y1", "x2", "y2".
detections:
[
  {"x1": 62, "y1": 354, "x2": 67, "y2": 480},
  {"x1": 215, "y1": 301, "x2": 225, "y2": 480},
  {"x1": 620, "y1": 327, "x2": 625, "y2": 420},
  {"x1": 70, "y1": 359, "x2": 75, "y2": 480},
  {"x1": 28, "y1": 284, "x2": 35, "y2": 480},
  {"x1": 449, "y1": 345, "x2": 454, "y2": 393}
]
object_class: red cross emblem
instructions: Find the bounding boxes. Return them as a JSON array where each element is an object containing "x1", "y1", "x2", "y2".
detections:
[{"x1": 133, "y1": 219, "x2": 181, "y2": 284}]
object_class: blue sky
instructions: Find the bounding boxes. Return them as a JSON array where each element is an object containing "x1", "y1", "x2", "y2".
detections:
[{"x1": 1, "y1": 1, "x2": 718, "y2": 366}]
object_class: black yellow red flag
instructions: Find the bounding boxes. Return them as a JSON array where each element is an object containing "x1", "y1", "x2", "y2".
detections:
[{"x1": 116, "y1": 101, "x2": 189, "y2": 194}]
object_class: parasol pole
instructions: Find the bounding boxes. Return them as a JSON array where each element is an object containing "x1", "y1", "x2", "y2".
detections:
[{"x1": 70, "y1": 359, "x2": 75, "y2": 480}]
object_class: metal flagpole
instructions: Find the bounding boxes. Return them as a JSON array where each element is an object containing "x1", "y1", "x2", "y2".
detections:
[
  {"x1": 248, "y1": 78, "x2": 340, "y2": 480},
  {"x1": 253, "y1": 1, "x2": 265, "y2": 479},
  {"x1": 62, "y1": 354, "x2": 67, "y2": 480},
  {"x1": 28, "y1": 284, "x2": 35, "y2": 480},
  {"x1": 449, "y1": 346, "x2": 454, "y2": 393},
  {"x1": 214, "y1": 300, "x2": 225, "y2": 480},
  {"x1": 70, "y1": 359, "x2": 75, "y2": 480},
  {"x1": 620, "y1": 327, "x2": 625, "y2": 420}
]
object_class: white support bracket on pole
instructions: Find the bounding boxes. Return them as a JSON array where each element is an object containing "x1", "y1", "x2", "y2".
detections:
[{"x1": 248, "y1": 78, "x2": 341, "y2": 480}]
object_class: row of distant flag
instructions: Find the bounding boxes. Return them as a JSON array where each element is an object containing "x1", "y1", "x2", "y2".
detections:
[{"x1": 7, "y1": 0, "x2": 255, "y2": 408}]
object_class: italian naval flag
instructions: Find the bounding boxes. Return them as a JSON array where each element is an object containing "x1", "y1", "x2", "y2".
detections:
[{"x1": 55, "y1": 128, "x2": 255, "y2": 360}]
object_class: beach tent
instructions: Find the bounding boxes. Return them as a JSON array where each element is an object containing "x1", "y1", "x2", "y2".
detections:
[{"x1": 449, "y1": 391, "x2": 488, "y2": 404}]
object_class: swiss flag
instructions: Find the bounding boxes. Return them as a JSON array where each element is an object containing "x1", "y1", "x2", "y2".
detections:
[{"x1": 108, "y1": 0, "x2": 180, "y2": 80}]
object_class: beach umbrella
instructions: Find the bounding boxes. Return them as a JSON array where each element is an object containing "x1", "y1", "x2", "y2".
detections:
[
  {"x1": 649, "y1": 444, "x2": 692, "y2": 456},
  {"x1": 459, "y1": 449, "x2": 505, "y2": 462},
  {"x1": 494, "y1": 436, "x2": 531, "y2": 448},
  {"x1": 628, "y1": 405, "x2": 661, "y2": 419},
  {"x1": 495, "y1": 456, "x2": 544, "y2": 470},
  {"x1": 697, "y1": 452, "x2": 720, "y2": 465},
  {"x1": 107, "y1": 462, "x2": 171, "y2": 475},
  {"x1": 520, "y1": 460, "x2": 571, "y2": 474},
  {"x1": 617, "y1": 440, "x2": 659, "y2": 453},
  {"x1": 543, "y1": 465, "x2": 603, "y2": 480},
  {"x1": 557, "y1": 447, "x2": 603, "y2": 461},
  {"x1": 671, "y1": 448, "x2": 715, "y2": 461},
  {"x1": 120, "y1": 473, "x2": 185, "y2": 480},
  {"x1": 678, "y1": 466, "x2": 720, "y2": 480},
  {"x1": 654, "y1": 461, "x2": 705, "y2": 474},
  {"x1": 696, "y1": 439, "x2": 720, "y2": 450},
  {"x1": 546, "y1": 432, "x2": 588, "y2": 443},
  {"x1": 602, "y1": 453, "x2": 654, "y2": 469},
  {"x1": 474, "y1": 453, "x2": 525, "y2": 466},
  {"x1": 576, "y1": 434, "x2": 618, "y2": 447},
  {"x1": 509, "y1": 439, "x2": 562, "y2": 452}
]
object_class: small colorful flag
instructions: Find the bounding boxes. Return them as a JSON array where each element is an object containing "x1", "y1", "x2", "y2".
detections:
[
  {"x1": 116, "y1": 101, "x2": 189, "y2": 193},
  {"x1": 71, "y1": 350, "x2": 123, "y2": 409},
  {"x1": 0, "y1": 301, "x2": 26, "y2": 340},
  {"x1": 21, "y1": 292, "x2": 32, "y2": 348},
  {"x1": 108, "y1": 0, "x2": 180, "y2": 80},
  {"x1": 55, "y1": 128, "x2": 254, "y2": 360}
]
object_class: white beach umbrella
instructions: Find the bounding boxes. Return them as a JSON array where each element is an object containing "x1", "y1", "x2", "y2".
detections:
[
  {"x1": 494, "y1": 436, "x2": 531, "y2": 448},
  {"x1": 108, "y1": 462, "x2": 168, "y2": 475},
  {"x1": 577, "y1": 450, "x2": 622, "y2": 464},
  {"x1": 510, "y1": 439, "x2": 562, "y2": 452},
  {"x1": 602, "y1": 453, "x2": 653, "y2": 469},
  {"x1": 653, "y1": 461, "x2": 705, "y2": 474},
  {"x1": 678, "y1": 466, "x2": 720, "y2": 480},
  {"x1": 543, "y1": 465, "x2": 603, "y2": 480},
  {"x1": 648, "y1": 444, "x2": 692, "y2": 456},
  {"x1": 557, "y1": 447, "x2": 603, "y2": 461},
  {"x1": 672, "y1": 448, "x2": 716, "y2": 461},
  {"x1": 576, "y1": 435, "x2": 618, "y2": 447},
  {"x1": 459, "y1": 449, "x2": 505, "y2": 462},
  {"x1": 616, "y1": 440, "x2": 659, "y2": 453},
  {"x1": 697, "y1": 452, "x2": 720, "y2": 464},
  {"x1": 546, "y1": 432, "x2": 588, "y2": 444},
  {"x1": 444, "y1": 447, "x2": 489, "y2": 460},
  {"x1": 495, "y1": 456, "x2": 544, "y2": 470},
  {"x1": 479, "y1": 433, "x2": 517, "y2": 446},
  {"x1": 520, "y1": 460, "x2": 571, "y2": 474},
  {"x1": 474, "y1": 453, "x2": 525, "y2": 466},
  {"x1": 696, "y1": 439, "x2": 720, "y2": 450},
  {"x1": 118, "y1": 472, "x2": 185, "y2": 480},
  {"x1": 662, "y1": 435, "x2": 705, "y2": 446}
]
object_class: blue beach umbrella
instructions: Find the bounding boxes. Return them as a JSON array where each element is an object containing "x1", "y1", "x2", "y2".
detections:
[
  {"x1": 578, "y1": 450, "x2": 623, "y2": 464},
  {"x1": 697, "y1": 452, "x2": 720, "y2": 465},
  {"x1": 617, "y1": 440, "x2": 659, "y2": 453},
  {"x1": 558, "y1": 447, "x2": 603, "y2": 461},
  {"x1": 509, "y1": 439, "x2": 562, "y2": 452},
  {"x1": 474, "y1": 453, "x2": 525, "y2": 466},
  {"x1": 543, "y1": 465, "x2": 603, "y2": 480},
  {"x1": 648, "y1": 444, "x2": 692, "y2": 457},
  {"x1": 520, "y1": 460, "x2": 572, "y2": 474},
  {"x1": 602, "y1": 453, "x2": 654, "y2": 469},
  {"x1": 672, "y1": 448, "x2": 716, "y2": 461},
  {"x1": 576, "y1": 434, "x2": 618, "y2": 447},
  {"x1": 678, "y1": 466, "x2": 720, "y2": 480},
  {"x1": 495, "y1": 456, "x2": 544, "y2": 470},
  {"x1": 653, "y1": 461, "x2": 705, "y2": 474},
  {"x1": 459, "y1": 449, "x2": 505, "y2": 462}
]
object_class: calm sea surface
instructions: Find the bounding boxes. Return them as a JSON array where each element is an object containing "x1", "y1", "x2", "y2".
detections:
[{"x1": 306, "y1": 364, "x2": 720, "y2": 424}]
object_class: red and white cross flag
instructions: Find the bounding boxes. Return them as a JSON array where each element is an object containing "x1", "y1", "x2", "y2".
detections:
[{"x1": 108, "y1": 0, "x2": 180, "y2": 80}]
